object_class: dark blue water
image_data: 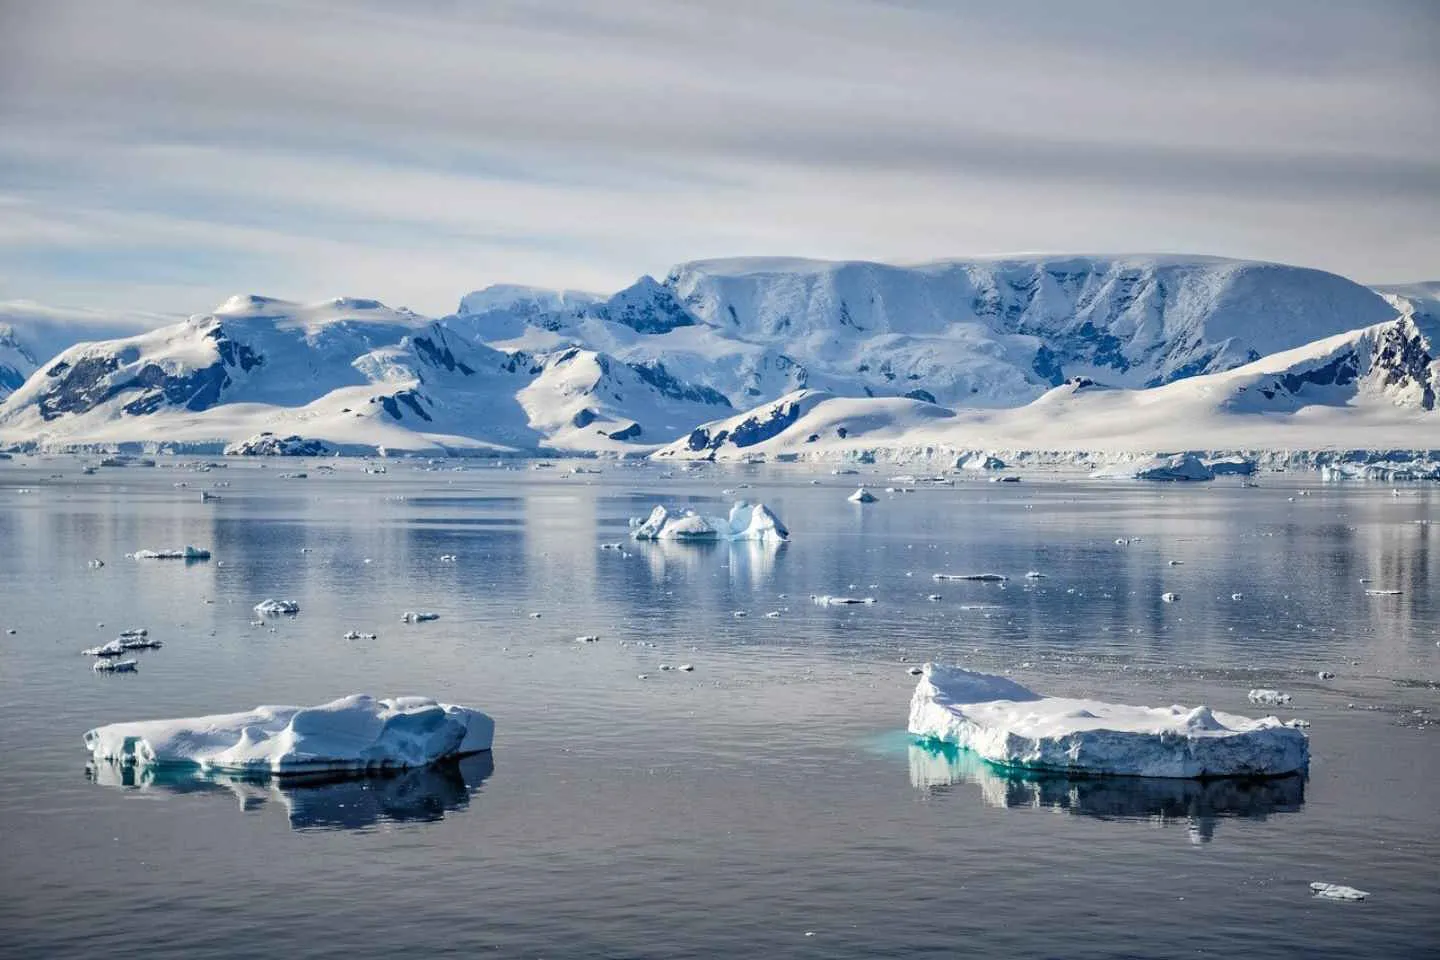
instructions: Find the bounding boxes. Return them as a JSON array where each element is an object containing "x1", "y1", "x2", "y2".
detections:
[{"x1": 0, "y1": 459, "x2": 1437, "y2": 958}]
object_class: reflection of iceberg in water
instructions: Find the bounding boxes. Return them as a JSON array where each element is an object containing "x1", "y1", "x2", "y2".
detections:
[
  {"x1": 908, "y1": 740, "x2": 1303, "y2": 844},
  {"x1": 86, "y1": 752, "x2": 494, "y2": 832},
  {"x1": 639, "y1": 538, "x2": 785, "y2": 587}
]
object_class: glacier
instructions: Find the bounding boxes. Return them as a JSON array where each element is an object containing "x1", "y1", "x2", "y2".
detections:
[
  {"x1": 83, "y1": 695, "x2": 494, "y2": 776},
  {"x1": 908, "y1": 664, "x2": 1309, "y2": 779}
]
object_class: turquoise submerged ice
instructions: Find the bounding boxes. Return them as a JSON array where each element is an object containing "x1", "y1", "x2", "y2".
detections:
[
  {"x1": 84, "y1": 695, "x2": 494, "y2": 776},
  {"x1": 908, "y1": 664, "x2": 1308, "y2": 778}
]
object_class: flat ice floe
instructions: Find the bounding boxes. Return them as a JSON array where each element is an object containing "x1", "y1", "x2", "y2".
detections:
[
  {"x1": 909, "y1": 664, "x2": 1309, "y2": 778},
  {"x1": 84, "y1": 694, "x2": 494, "y2": 776},
  {"x1": 254, "y1": 599, "x2": 300, "y2": 616},
  {"x1": 129, "y1": 545, "x2": 212, "y2": 560},
  {"x1": 631, "y1": 501, "x2": 788, "y2": 542},
  {"x1": 1310, "y1": 882, "x2": 1369, "y2": 901},
  {"x1": 933, "y1": 573, "x2": 1007, "y2": 582}
]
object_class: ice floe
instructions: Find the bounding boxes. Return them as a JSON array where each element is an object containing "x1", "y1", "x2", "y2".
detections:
[
  {"x1": 343, "y1": 631, "x2": 378, "y2": 640},
  {"x1": 93, "y1": 658, "x2": 138, "y2": 673},
  {"x1": 1310, "y1": 882, "x2": 1369, "y2": 901},
  {"x1": 129, "y1": 545, "x2": 211, "y2": 560},
  {"x1": 848, "y1": 486, "x2": 878, "y2": 503},
  {"x1": 83, "y1": 639, "x2": 126, "y2": 657},
  {"x1": 401, "y1": 611, "x2": 440, "y2": 623},
  {"x1": 1248, "y1": 689, "x2": 1293, "y2": 705},
  {"x1": 84, "y1": 694, "x2": 494, "y2": 775},
  {"x1": 814, "y1": 595, "x2": 877, "y2": 605},
  {"x1": 631, "y1": 501, "x2": 789, "y2": 542},
  {"x1": 909, "y1": 664, "x2": 1309, "y2": 778},
  {"x1": 1162, "y1": 592, "x2": 1180, "y2": 603},
  {"x1": 254, "y1": 599, "x2": 300, "y2": 616},
  {"x1": 933, "y1": 573, "x2": 1007, "y2": 582}
]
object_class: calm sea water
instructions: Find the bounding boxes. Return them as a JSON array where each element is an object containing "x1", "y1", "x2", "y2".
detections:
[{"x1": 0, "y1": 458, "x2": 1436, "y2": 959}]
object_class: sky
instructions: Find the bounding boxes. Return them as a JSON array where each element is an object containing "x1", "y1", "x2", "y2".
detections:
[{"x1": 1, "y1": 0, "x2": 1437, "y2": 318}]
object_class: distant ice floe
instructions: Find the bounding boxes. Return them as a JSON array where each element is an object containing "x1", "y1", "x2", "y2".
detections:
[
  {"x1": 129, "y1": 545, "x2": 211, "y2": 560},
  {"x1": 254, "y1": 599, "x2": 300, "y2": 616},
  {"x1": 401, "y1": 611, "x2": 440, "y2": 623},
  {"x1": 1091, "y1": 453, "x2": 1214, "y2": 481},
  {"x1": 1248, "y1": 689, "x2": 1293, "y2": 705},
  {"x1": 1310, "y1": 882, "x2": 1369, "y2": 901},
  {"x1": 84, "y1": 695, "x2": 494, "y2": 776},
  {"x1": 848, "y1": 486, "x2": 878, "y2": 503},
  {"x1": 93, "y1": 659, "x2": 138, "y2": 673},
  {"x1": 343, "y1": 631, "x2": 378, "y2": 640},
  {"x1": 933, "y1": 573, "x2": 1007, "y2": 582},
  {"x1": 909, "y1": 664, "x2": 1309, "y2": 778},
  {"x1": 83, "y1": 639, "x2": 126, "y2": 657},
  {"x1": 814, "y1": 595, "x2": 876, "y2": 605},
  {"x1": 1364, "y1": 588, "x2": 1402, "y2": 596},
  {"x1": 631, "y1": 501, "x2": 788, "y2": 542},
  {"x1": 1162, "y1": 592, "x2": 1180, "y2": 603}
]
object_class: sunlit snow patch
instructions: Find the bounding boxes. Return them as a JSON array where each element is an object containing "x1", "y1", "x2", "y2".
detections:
[
  {"x1": 908, "y1": 664, "x2": 1309, "y2": 778},
  {"x1": 84, "y1": 695, "x2": 494, "y2": 776}
]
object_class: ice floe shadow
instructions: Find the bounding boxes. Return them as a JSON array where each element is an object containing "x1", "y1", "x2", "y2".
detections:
[
  {"x1": 908, "y1": 740, "x2": 1303, "y2": 844},
  {"x1": 85, "y1": 752, "x2": 495, "y2": 832}
]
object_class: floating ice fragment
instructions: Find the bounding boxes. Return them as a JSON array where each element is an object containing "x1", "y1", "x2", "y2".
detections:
[
  {"x1": 933, "y1": 573, "x2": 1007, "y2": 582},
  {"x1": 1162, "y1": 592, "x2": 1180, "y2": 603},
  {"x1": 119, "y1": 636, "x2": 162, "y2": 650},
  {"x1": 343, "y1": 631, "x2": 378, "y2": 640},
  {"x1": 576, "y1": 635, "x2": 599, "y2": 643},
  {"x1": 1364, "y1": 589, "x2": 1402, "y2": 596},
  {"x1": 87, "y1": 559, "x2": 105, "y2": 568},
  {"x1": 814, "y1": 596, "x2": 876, "y2": 605},
  {"x1": 401, "y1": 611, "x2": 439, "y2": 623},
  {"x1": 733, "y1": 611, "x2": 748, "y2": 618},
  {"x1": 1310, "y1": 883, "x2": 1368, "y2": 901},
  {"x1": 439, "y1": 554, "x2": 458, "y2": 562},
  {"x1": 1317, "y1": 671, "x2": 1335, "y2": 680},
  {"x1": 1231, "y1": 593, "x2": 1244, "y2": 601},
  {"x1": 909, "y1": 664, "x2": 1309, "y2": 778},
  {"x1": 1248, "y1": 689, "x2": 1293, "y2": 705},
  {"x1": 130, "y1": 545, "x2": 211, "y2": 560},
  {"x1": 631, "y1": 501, "x2": 789, "y2": 542},
  {"x1": 765, "y1": 610, "x2": 781, "y2": 618},
  {"x1": 83, "y1": 639, "x2": 126, "y2": 657},
  {"x1": 907, "y1": 666, "x2": 924, "y2": 676},
  {"x1": 84, "y1": 695, "x2": 493, "y2": 774},
  {"x1": 1024, "y1": 571, "x2": 1046, "y2": 579},
  {"x1": 94, "y1": 659, "x2": 138, "y2": 673},
  {"x1": 254, "y1": 599, "x2": 300, "y2": 616},
  {"x1": 927, "y1": 594, "x2": 942, "y2": 601},
  {"x1": 679, "y1": 664, "x2": 694, "y2": 672},
  {"x1": 847, "y1": 487, "x2": 878, "y2": 504}
]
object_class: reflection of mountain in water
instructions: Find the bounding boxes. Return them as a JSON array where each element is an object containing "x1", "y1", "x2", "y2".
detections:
[
  {"x1": 87, "y1": 752, "x2": 494, "y2": 832},
  {"x1": 909, "y1": 740, "x2": 1303, "y2": 844}
]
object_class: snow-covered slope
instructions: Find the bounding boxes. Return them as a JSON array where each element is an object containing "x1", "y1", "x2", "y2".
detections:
[
  {"x1": 654, "y1": 313, "x2": 1440, "y2": 461},
  {"x1": 0, "y1": 295, "x2": 731, "y2": 455},
  {"x1": 0, "y1": 301, "x2": 173, "y2": 399},
  {"x1": 454, "y1": 255, "x2": 1396, "y2": 410}
]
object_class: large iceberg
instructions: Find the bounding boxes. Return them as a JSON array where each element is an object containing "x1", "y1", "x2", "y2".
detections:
[
  {"x1": 631, "y1": 501, "x2": 788, "y2": 542},
  {"x1": 1090, "y1": 453, "x2": 1214, "y2": 481},
  {"x1": 84, "y1": 694, "x2": 494, "y2": 776},
  {"x1": 908, "y1": 664, "x2": 1308, "y2": 778}
]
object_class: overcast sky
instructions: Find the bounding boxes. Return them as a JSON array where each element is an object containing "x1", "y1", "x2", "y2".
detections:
[{"x1": 1, "y1": 0, "x2": 1436, "y2": 316}]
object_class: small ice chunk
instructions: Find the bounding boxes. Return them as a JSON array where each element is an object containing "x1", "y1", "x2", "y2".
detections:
[
  {"x1": 118, "y1": 628, "x2": 147, "y2": 638},
  {"x1": 93, "y1": 658, "x2": 138, "y2": 673},
  {"x1": 83, "y1": 639, "x2": 126, "y2": 658},
  {"x1": 765, "y1": 610, "x2": 781, "y2": 618},
  {"x1": 907, "y1": 666, "x2": 924, "y2": 676},
  {"x1": 933, "y1": 573, "x2": 1007, "y2": 582},
  {"x1": 679, "y1": 664, "x2": 694, "y2": 672},
  {"x1": 927, "y1": 594, "x2": 942, "y2": 601},
  {"x1": 401, "y1": 611, "x2": 440, "y2": 623},
  {"x1": 119, "y1": 636, "x2": 162, "y2": 650},
  {"x1": 814, "y1": 595, "x2": 876, "y2": 605},
  {"x1": 1364, "y1": 589, "x2": 1402, "y2": 596},
  {"x1": 131, "y1": 545, "x2": 211, "y2": 560},
  {"x1": 1310, "y1": 882, "x2": 1368, "y2": 901},
  {"x1": 848, "y1": 487, "x2": 878, "y2": 504},
  {"x1": 1162, "y1": 592, "x2": 1180, "y2": 603},
  {"x1": 576, "y1": 635, "x2": 599, "y2": 643},
  {"x1": 83, "y1": 695, "x2": 494, "y2": 773},
  {"x1": 1024, "y1": 571, "x2": 1045, "y2": 579},
  {"x1": 254, "y1": 599, "x2": 300, "y2": 616},
  {"x1": 343, "y1": 631, "x2": 378, "y2": 640},
  {"x1": 1231, "y1": 593, "x2": 1244, "y2": 601},
  {"x1": 439, "y1": 554, "x2": 458, "y2": 562},
  {"x1": 1317, "y1": 671, "x2": 1335, "y2": 680},
  {"x1": 1248, "y1": 689, "x2": 1293, "y2": 705},
  {"x1": 1168, "y1": 560, "x2": 1184, "y2": 566}
]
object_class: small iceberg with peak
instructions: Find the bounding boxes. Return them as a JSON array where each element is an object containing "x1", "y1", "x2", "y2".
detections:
[
  {"x1": 848, "y1": 486, "x2": 878, "y2": 504},
  {"x1": 631, "y1": 501, "x2": 788, "y2": 542},
  {"x1": 908, "y1": 664, "x2": 1308, "y2": 778}
]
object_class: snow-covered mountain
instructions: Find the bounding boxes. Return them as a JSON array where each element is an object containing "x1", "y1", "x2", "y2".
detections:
[
  {"x1": 0, "y1": 301, "x2": 173, "y2": 399},
  {"x1": 655, "y1": 312, "x2": 1440, "y2": 461},
  {"x1": 452, "y1": 255, "x2": 1397, "y2": 410},
  {"x1": 0, "y1": 295, "x2": 731, "y2": 455}
]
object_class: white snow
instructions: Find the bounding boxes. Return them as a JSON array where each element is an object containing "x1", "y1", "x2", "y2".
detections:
[
  {"x1": 84, "y1": 694, "x2": 494, "y2": 775},
  {"x1": 631, "y1": 501, "x2": 788, "y2": 542},
  {"x1": 254, "y1": 599, "x2": 300, "y2": 616},
  {"x1": 909, "y1": 664, "x2": 1309, "y2": 778}
]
